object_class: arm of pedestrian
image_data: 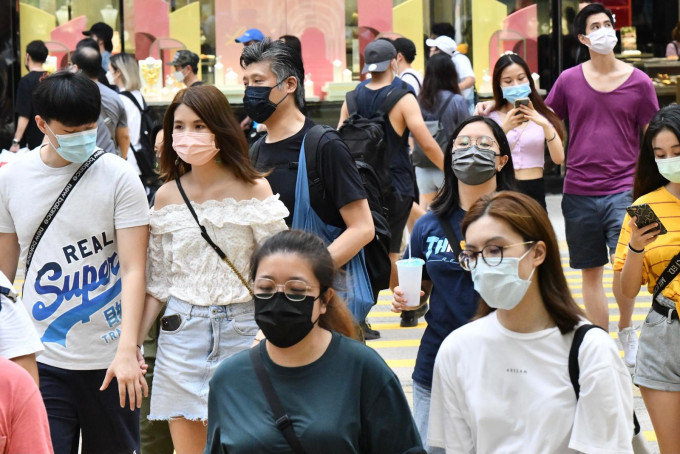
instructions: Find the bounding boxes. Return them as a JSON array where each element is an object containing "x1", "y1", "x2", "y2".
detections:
[
  {"x1": 474, "y1": 100, "x2": 495, "y2": 116},
  {"x1": 459, "y1": 76, "x2": 475, "y2": 91},
  {"x1": 101, "y1": 225, "x2": 149, "y2": 410},
  {"x1": 620, "y1": 217, "x2": 659, "y2": 299},
  {"x1": 0, "y1": 232, "x2": 20, "y2": 283},
  {"x1": 337, "y1": 101, "x2": 349, "y2": 129},
  {"x1": 391, "y1": 281, "x2": 432, "y2": 312},
  {"x1": 116, "y1": 126, "x2": 130, "y2": 160},
  {"x1": 327, "y1": 198, "x2": 374, "y2": 268},
  {"x1": 10, "y1": 116, "x2": 29, "y2": 152}
]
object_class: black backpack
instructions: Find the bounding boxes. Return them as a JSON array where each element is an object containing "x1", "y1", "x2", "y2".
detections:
[
  {"x1": 339, "y1": 81, "x2": 412, "y2": 206},
  {"x1": 119, "y1": 91, "x2": 162, "y2": 191},
  {"x1": 250, "y1": 125, "x2": 392, "y2": 300}
]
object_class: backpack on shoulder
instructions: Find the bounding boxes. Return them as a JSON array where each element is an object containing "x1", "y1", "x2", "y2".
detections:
[
  {"x1": 250, "y1": 125, "x2": 392, "y2": 301},
  {"x1": 338, "y1": 81, "x2": 412, "y2": 207},
  {"x1": 411, "y1": 93, "x2": 455, "y2": 168},
  {"x1": 119, "y1": 91, "x2": 162, "y2": 194}
]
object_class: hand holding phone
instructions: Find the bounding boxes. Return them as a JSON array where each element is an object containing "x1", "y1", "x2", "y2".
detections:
[
  {"x1": 514, "y1": 98, "x2": 530, "y2": 109},
  {"x1": 626, "y1": 204, "x2": 667, "y2": 235}
]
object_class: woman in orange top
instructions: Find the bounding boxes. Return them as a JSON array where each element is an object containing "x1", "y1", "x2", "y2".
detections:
[{"x1": 614, "y1": 105, "x2": 680, "y2": 453}]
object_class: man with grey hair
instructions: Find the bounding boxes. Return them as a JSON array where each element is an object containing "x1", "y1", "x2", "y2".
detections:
[{"x1": 241, "y1": 38, "x2": 376, "y2": 333}]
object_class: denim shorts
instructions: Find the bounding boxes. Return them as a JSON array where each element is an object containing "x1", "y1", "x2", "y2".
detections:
[
  {"x1": 415, "y1": 167, "x2": 444, "y2": 195},
  {"x1": 634, "y1": 296, "x2": 680, "y2": 392},
  {"x1": 562, "y1": 190, "x2": 632, "y2": 269},
  {"x1": 148, "y1": 297, "x2": 258, "y2": 421}
]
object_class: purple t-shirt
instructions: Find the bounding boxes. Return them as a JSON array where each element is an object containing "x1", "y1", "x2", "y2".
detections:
[{"x1": 545, "y1": 65, "x2": 658, "y2": 195}]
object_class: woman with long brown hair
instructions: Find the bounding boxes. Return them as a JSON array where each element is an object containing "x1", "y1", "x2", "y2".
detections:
[
  {"x1": 428, "y1": 191, "x2": 633, "y2": 453},
  {"x1": 486, "y1": 53, "x2": 564, "y2": 208},
  {"x1": 205, "y1": 230, "x2": 424, "y2": 453},
  {"x1": 138, "y1": 85, "x2": 288, "y2": 454}
]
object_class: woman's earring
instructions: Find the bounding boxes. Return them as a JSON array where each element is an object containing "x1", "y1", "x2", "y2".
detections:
[
  {"x1": 175, "y1": 157, "x2": 179, "y2": 165},
  {"x1": 215, "y1": 155, "x2": 222, "y2": 164}
]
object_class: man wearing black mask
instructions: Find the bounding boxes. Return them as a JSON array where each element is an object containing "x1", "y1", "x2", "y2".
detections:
[{"x1": 241, "y1": 38, "x2": 377, "y2": 336}]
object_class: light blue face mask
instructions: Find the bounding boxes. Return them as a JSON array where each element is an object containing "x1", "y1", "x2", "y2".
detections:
[
  {"x1": 501, "y1": 82, "x2": 531, "y2": 104},
  {"x1": 471, "y1": 246, "x2": 535, "y2": 311},
  {"x1": 46, "y1": 124, "x2": 97, "y2": 163}
]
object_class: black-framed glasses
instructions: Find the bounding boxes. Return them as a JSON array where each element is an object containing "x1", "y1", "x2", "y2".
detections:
[
  {"x1": 253, "y1": 278, "x2": 319, "y2": 302},
  {"x1": 458, "y1": 241, "x2": 535, "y2": 271},
  {"x1": 453, "y1": 135, "x2": 498, "y2": 151}
]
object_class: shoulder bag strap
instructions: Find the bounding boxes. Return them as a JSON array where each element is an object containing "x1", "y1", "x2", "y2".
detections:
[
  {"x1": 249, "y1": 134, "x2": 267, "y2": 166},
  {"x1": 436, "y1": 93, "x2": 456, "y2": 119},
  {"x1": 303, "y1": 124, "x2": 335, "y2": 192},
  {"x1": 249, "y1": 348, "x2": 308, "y2": 454},
  {"x1": 377, "y1": 84, "x2": 411, "y2": 117},
  {"x1": 24, "y1": 149, "x2": 105, "y2": 275},
  {"x1": 401, "y1": 72, "x2": 422, "y2": 89},
  {"x1": 436, "y1": 214, "x2": 462, "y2": 257},
  {"x1": 119, "y1": 90, "x2": 144, "y2": 112},
  {"x1": 568, "y1": 324, "x2": 641, "y2": 435},
  {"x1": 174, "y1": 178, "x2": 254, "y2": 298},
  {"x1": 652, "y1": 250, "x2": 680, "y2": 300}
]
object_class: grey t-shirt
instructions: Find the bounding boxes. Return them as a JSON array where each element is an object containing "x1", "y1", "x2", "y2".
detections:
[{"x1": 97, "y1": 82, "x2": 128, "y2": 155}]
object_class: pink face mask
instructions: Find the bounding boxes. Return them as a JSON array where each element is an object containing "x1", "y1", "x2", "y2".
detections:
[{"x1": 173, "y1": 131, "x2": 219, "y2": 166}]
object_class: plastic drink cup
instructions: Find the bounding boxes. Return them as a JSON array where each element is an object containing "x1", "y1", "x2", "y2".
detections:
[{"x1": 396, "y1": 258, "x2": 425, "y2": 307}]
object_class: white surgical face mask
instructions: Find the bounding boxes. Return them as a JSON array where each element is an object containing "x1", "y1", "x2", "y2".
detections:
[
  {"x1": 105, "y1": 71, "x2": 116, "y2": 85},
  {"x1": 471, "y1": 246, "x2": 535, "y2": 311},
  {"x1": 656, "y1": 155, "x2": 680, "y2": 183},
  {"x1": 174, "y1": 70, "x2": 185, "y2": 83},
  {"x1": 585, "y1": 27, "x2": 617, "y2": 55}
]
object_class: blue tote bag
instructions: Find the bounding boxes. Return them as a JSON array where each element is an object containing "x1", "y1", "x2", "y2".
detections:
[{"x1": 291, "y1": 139, "x2": 375, "y2": 322}]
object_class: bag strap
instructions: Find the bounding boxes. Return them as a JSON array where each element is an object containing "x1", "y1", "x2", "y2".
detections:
[
  {"x1": 401, "y1": 71, "x2": 422, "y2": 89},
  {"x1": 435, "y1": 93, "x2": 455, "y2": 120},
  {"x1": 346, "y1": 90, "x2": 359, "y2": 116},
  {"x1": 249, "y1": 134, "x2": 267, "y2": 167},
  {"x1": 175, "y1": 178, "x2": 254, "y2": 298},
  {"x1": 119, "y1": 90, "x2": 147, "y2": 112},
  {"x1": 303, "y1": 124, "x2": 335, "y2": 193},
  {"x1": 569, "y1": 324, "x2": 642, "y2": 436},
  {"x1": 376, "y1": 83, "x2": 411, "y2": 117},
  {"x1": 652, "y1": 250, "x2": 680, "y2": 300},
  {"x1": 24, "y1": 149, "x2": 105, "y2": 275},
  {"x1": 249, "y1": 348, "x2": 308, "y2": 454},
  {"x1": 436, "y1": 214, "x2": 462, "y2": 257}
]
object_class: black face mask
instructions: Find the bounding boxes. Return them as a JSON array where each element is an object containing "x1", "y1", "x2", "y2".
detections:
[
  {"x1": 451, "y1": 146, "x2": 499, "y2": 185},
  {"x1": 243, "y1": 81, "x2": 289, "y2": 123},
  {"x1": 254, "y1": 292, "x2": 320, "y2": 348}
]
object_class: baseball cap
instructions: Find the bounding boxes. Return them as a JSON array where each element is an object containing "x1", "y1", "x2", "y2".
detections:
[
  {"x1": 425, "y1": 36, "x2": 457, "y2": 56},
  {"x1": 167, "y1": 50, "x2": 200, "y2": 67},
  {"x1": 361, "y1": 40, "x2": 397, "y2": 74},
  {"x1": 82, "y1": 22, "x2": 114, "y2": 43},
  {"x1": 235, "y1": 28, "x2": 265, "y2": 43}
]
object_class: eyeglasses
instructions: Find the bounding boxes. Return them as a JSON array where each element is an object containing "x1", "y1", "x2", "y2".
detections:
[
  {"x1": 253, "y1": 278, "x2": 319, "y2": 302},
  {"x1": 458, "y1": 241, "x2": 535, "y2": 271},
  {"x1": 453, "y1": 135, "x2": 498, "y2": 151}
]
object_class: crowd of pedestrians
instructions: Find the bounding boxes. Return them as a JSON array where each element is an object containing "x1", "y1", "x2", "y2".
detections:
[{"x1": 1, "y1": 2, "x2": 680, "y2": 454}]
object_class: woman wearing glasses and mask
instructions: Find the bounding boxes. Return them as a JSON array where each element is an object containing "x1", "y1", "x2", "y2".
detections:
[
  {"x1": 428, "y1": 191, "x2": 633, "y2": 453},
  {"x1": 205, "y1": 230, "x2": 424, "y2": 454},
  {"x1": 391, "y1": 116, "x2": 515, "y2": 451}
]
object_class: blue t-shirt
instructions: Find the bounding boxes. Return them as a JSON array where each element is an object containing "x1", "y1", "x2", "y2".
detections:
[{"x1": 407, "y1": 208, "x2": 479, "y2": 388}]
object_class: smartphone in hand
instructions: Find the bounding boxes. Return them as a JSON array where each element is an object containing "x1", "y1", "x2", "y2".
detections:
[
  {"x1": 514, "y1": 98, "x2": 530, "y2": 108},
  {"x1": 626, "y1": 203, "x2": 667, "y2": 235}
]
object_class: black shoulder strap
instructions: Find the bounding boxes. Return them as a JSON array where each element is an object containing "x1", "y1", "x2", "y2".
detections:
[
  {"x1": 346, "y1": 90, "x2": 359, "y2": 116},
  {"x1": 25, "y1": 149, "x2": 105, "y2": 275},
  {"x1": 303, "y1": 124, "x2": 335, "y2": 192},
  {"x1": 175, "y1": 178, "x2": 254, "y2": 297},
  {"x1": 249, "y1": 348, "x2": 307, "y2": 454},
  {"x1": 119, "y1": 90, "x2": 146, "y2": 112},
  {"x1": 436, "y1": 214, "x2": 462, "y2": 257},
  {"x1": 436, "y1": 93, "x2": 456, "y2": 119},
  {"x1": 401, "y1": 71, "x2": 422, "y2": 89},
  {"x1": 653, "y1": 250, "x2": 680, "y2": 300},
  {"x1": 568, "y1": 324, "x2": 641, "y2": 435},
  {"x1": 249, "y1": 134, "x2": 268, "y2": 166},
  {"x1": 377, "y1": 83, "x2": 412, "y2": 117}
]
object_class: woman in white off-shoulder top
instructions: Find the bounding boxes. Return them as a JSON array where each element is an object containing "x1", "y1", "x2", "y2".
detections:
[{"x1": 137, "y1": 85, "x2": 288, "y2": 454}]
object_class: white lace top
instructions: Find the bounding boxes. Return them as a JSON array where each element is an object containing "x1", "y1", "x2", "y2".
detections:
[{"x1": 146, "y1": 195, "x2": 289, "y2": 306}]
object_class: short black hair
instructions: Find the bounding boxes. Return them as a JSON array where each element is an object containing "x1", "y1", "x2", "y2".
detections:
[
  {"x1": 26, "y1": 40, "x2": 48, "y2": 63},
  {"x1": 33, "y1": 71, "x2": 101, "y2": 126},
  {"x1": 573, "y1": 2, "x2": 614, "y2": 36},
  {"x1": 76, "y1": 38, "x2": 100, "y2": 52},
  {"x1": 393, "y1": 37, "x2": 416, "y2": 63},
  {"x1": 431, "y1": 23, "x2": 456, "y2": 39},
  {"x1": 72, "y1": 47, "x2": 102, "y2": 79}
]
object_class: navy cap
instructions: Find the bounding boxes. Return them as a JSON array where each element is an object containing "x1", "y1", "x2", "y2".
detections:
[{"x1": 362, "y1": 40, "x2": 397, "y2": 74}]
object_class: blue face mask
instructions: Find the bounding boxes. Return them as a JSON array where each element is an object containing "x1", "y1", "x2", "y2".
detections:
[
  {"x1": 501, "y1": 83, "x2": 531, "y2": 104},
  {"x1": 45, "y1": 124, "x2": 98, "y2": 163}
]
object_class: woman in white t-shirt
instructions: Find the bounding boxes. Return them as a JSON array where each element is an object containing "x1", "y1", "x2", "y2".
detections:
[
  {"x1": 107, "y1": 53, "x2": 143, "y2": 176},
  {"x1": 428, "y1": 191, "x2": 634, "y2": 454}
]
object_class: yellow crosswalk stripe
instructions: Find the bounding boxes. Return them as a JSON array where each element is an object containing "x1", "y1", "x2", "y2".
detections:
[
  {"x1": 386, "y1": 359, "x2": 416, "y2": 368},
  {"x1": 367, "y1": 339, "x2": 420, "y2": 348}
]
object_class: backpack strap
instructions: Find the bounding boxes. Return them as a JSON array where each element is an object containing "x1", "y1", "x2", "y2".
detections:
[
  {"x1": 436, "y1": 213, "x2": 462, "y2": 257},
  {"x1": 249, "y1": 134, "x2": 267, "y2": 167},
  {"x1": 346, "y1": 90, "x2": 359, "y2": 116},
  {"x1": 303, "y1": 124, "x2": 336, "y2": 196},
  {"x1": 249, "y1": 348, "x2": 308, "y2": 454},
  {"x1": 436, "y1": 93, "x2": 456, "y2": 119},
  {"x1": 119, "y1": 90, "x2": 146, "y2": 112},
  {"x1": 401, "y1": 71, "x2": 422, "y2": 90},
  {"x1": 568, "y1": 324, "x2": 641, "y2": 435},
  {"x1": 376, "y1": 81, "x2": 412, "y2": 117}
]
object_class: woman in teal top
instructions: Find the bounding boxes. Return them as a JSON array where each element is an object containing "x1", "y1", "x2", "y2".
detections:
[{"x1": 205, "y1": 230, "x2": 424, "y2": 454}]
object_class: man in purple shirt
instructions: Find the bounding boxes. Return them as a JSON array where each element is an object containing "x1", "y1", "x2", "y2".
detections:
[{"x1": 545, "y1": 3, "x2": 657, "y2": 354}]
